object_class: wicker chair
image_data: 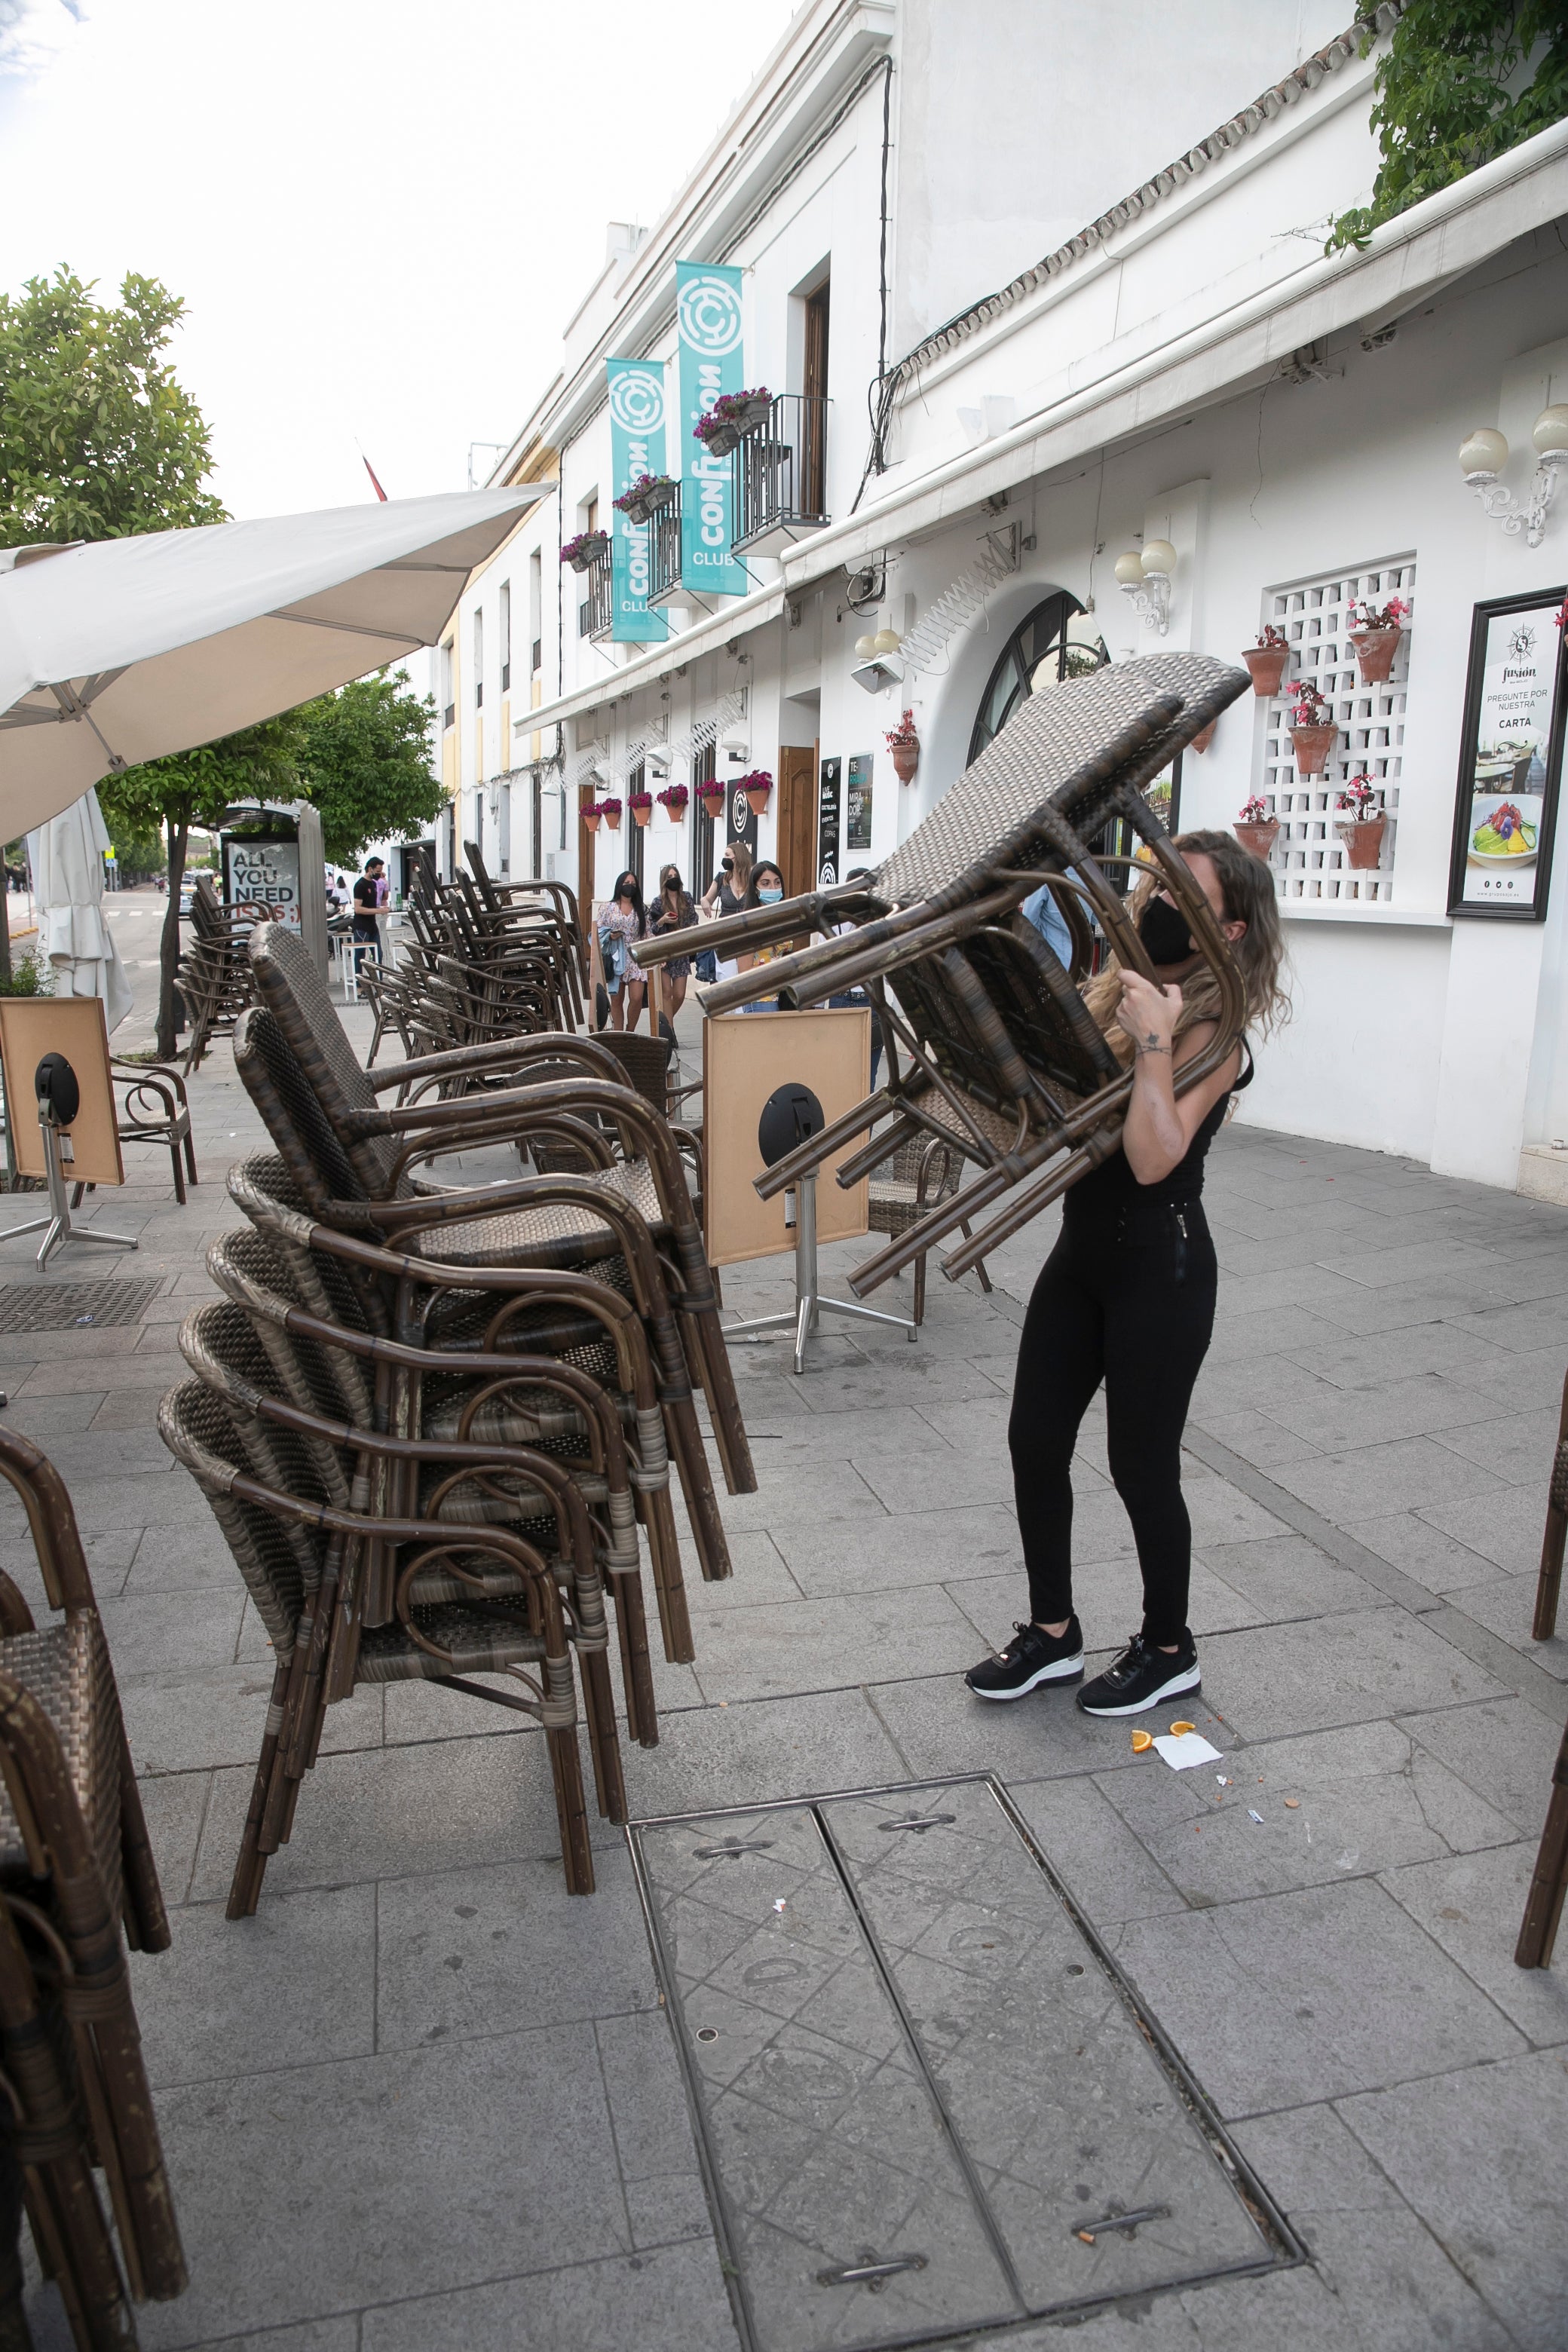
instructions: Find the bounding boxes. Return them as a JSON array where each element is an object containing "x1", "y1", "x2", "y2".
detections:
[
  {"x1": 1532, "y1": 1364, "x2": 1568, "y2": 1643},
  {"x1": 0, "y1": 1432, "x2": 185, "y2": 2347},
  {"x1": 866, "y1": 1135, "x2": 994, "y2": 1327},
  {"x1": 222, "y1": 1161, "x2": 701, "y2": 1649},
  {"x1": 160, "y1": 1378, "x2": 599, "y2": 1907}
]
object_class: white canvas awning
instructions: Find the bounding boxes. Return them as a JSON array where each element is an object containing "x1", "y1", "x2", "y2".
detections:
[{"x1": 0, "y1": 485, "x2": 553, "y2": 838}]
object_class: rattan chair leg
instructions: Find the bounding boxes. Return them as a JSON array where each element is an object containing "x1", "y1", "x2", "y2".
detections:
[
  {"x1": 23, "y1": 2163, "x2": 133, "y2": 2352},
  {"x1": 1516, "y1": 1720, "x2": 1568, "y2": 1969},
  {"x1": 1534, "y1": 1377, "x2": 1568, "y2": 1640},
  {"x1": 912, "y1": 1252, "x2": 927, "y2": 1328},
  {"x1": 606, "y1": 1569, "x2": 657, "y2": 1750},
  {"x1": 226, "y1": 1659, "x2": 290, "y2": 1919},
  {"x1": 959, "y1": 1220, "x2": 994, "y2": 1294},
  {"x1": 547, "y1": 1725, "x2": 594, "y2": 1897},
  {"x1": 114, "y1": 1731, "x2": 170, "y2": 1956},
  {"x1": 579, "y1": 1646, "x2": 626, "y2": 1825},
  {"x1": 638, "y1": 1478, "x2": 694, "y2": 1665}
]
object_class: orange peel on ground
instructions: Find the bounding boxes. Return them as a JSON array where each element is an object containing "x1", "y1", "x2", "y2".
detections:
[
  {"x1": 1130, "y1": 1729, "x2": 1154, "y2": 1752},
  {"x1": 1168, "y1": 1720, "x2": 1196, "y2": 1736}
]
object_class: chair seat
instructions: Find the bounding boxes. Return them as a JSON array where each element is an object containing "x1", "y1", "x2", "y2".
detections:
[
  {"x1": 354, "y1": 1596, "x2": 546, "y2": 1682},
  {"x1": 400, "y1": 1158, "x2": 669, "y2": 1267},
  {"x1": 0, "y1": 1615, "x2": 123, "y2": 1913}
]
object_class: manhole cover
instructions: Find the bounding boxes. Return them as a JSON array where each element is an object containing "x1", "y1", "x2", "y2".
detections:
[
  {"x1": 629, "y1": 1775, "x2": 1300, "y2": 2352},
  {"x1": 0, "y1": 1279, "x2": 163, "y2": 1334}
]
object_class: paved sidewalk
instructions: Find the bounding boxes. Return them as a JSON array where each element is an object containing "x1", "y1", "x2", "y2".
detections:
[{"x1": 0, "y1": 991, "x2": 1563, "y2": 2350}]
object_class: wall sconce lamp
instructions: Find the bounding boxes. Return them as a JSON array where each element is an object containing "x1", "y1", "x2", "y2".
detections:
[
  {"x1": 1114, "y1": 539, "x2": 1176, "y2": 634},
  {"x1": 851, "y1": 625, "x2": 904, "y2": 694},
  {"x1": 1459, "y1": 408, "x2": 1568, "y2": 547}
]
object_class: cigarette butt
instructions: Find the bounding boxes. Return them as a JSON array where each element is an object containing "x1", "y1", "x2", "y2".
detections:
[
  {"x1": 1076, "y1": 2229, "x2": 1096, "y2": 2244},
  {"x1": 1131, "y1": 1729, "x2": 1154, "y2": 1752}
]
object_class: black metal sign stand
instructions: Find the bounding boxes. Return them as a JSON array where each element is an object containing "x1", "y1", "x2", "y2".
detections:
[
  {"x1": 0, "y1": 1107, "x2": 138, "y2": 1273},
  {"x1": 724, "y1": 1170, "x2": 915, "y2": 1376}
]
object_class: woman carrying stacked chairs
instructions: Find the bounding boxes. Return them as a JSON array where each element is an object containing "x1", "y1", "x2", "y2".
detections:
[
  {"x1": 162, "y1": 913, "x2": 755, "y2": 1914},
  {"x1": 635, "y1": 652, "x2": 1280, "y2": 1724}
]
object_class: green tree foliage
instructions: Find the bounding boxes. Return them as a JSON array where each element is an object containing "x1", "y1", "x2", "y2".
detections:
[
  {"x1": 1330, "y1": 2, "x2": 1568, "y2": 250},
  {"x1": 101, "y1": 718, "x2": 301, "y2": 1057},
  {"x1": 0, "y1": 268, "x2": 227, "y2": 547},
  {"x1": 296, "y1": 672, "x2": 443, "y2": 867}
]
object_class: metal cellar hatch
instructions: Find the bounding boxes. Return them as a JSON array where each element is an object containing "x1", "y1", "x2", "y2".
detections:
[{"x1": 628, "y1": 1775, "x2": 1302, "y2": 2352}]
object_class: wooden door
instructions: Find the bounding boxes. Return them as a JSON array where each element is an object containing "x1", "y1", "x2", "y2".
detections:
[{"x1": 777, "y1": 746, "x2": 817, "y2": 902}]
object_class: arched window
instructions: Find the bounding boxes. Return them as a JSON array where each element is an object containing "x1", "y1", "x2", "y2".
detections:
[{"x1": 967, "y1": 590, "x2": 1107, "y2": 765}]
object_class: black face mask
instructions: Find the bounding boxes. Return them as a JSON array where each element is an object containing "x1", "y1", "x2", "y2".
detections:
[{"x1": 1138, "y1": 895, "x2": 1197, "y2": 967}]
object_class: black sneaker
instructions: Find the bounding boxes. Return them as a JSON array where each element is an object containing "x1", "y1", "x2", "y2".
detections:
[
  {"x1": 966, "y1": 1617, "x2": 1084, "y2": 1700},
  {"x1": 1076, "y1": 1631, "x2": 1200, "y2": 1717}
]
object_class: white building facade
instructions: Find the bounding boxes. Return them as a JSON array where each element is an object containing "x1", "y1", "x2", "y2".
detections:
[{"x1": 444, "y1": 0, "x2": 1568, "y2": 1198}]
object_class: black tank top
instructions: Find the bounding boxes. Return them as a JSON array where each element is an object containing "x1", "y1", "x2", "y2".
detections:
[{"x1": 1064, "y1": 1046, "x2": 1252, "y2": 1230}]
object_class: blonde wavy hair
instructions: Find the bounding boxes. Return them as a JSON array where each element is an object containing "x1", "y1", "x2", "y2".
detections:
[{"x1": 1081, "y1": 828, "x2": 1290, "y2": 1064}]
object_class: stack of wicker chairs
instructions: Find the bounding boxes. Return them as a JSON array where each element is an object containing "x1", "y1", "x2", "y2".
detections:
[
  {"x1": 359, "y1": 859, "x2": 586, "y2": 1066},
  {"x1": 635, "y1": 652, "x2": 1251, "y2": 1302},
  {"x1": 0, "y1": 1431, "x2": 185, "y2": 2347},
  {"x1": 176, "y1": 875, "x2": 256, "y2": 1075},
  {"x1": 160, "y1": 916, "x2": 753, "y2": 1913}
]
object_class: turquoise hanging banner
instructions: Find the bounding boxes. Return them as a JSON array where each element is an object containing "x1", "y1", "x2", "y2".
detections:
[
  {"x1": 606, "y1": 357, "x2": 669, "y2": 644},
  {"x1": 676, "y1": 262, "x2": 749, "y2": 597}
]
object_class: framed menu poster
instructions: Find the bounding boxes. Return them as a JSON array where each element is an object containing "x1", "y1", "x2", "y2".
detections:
[{"x1": 1448, "y1": 590, "x2": 1567, "y2": 920}]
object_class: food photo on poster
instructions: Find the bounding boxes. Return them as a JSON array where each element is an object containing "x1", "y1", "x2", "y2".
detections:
[{"x1": 1448, "y1": 590, "x2": 1568, "y2": 918}]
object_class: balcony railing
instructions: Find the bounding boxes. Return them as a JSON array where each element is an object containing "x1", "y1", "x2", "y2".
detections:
[
  {"x1": 733, "y1": 394, "x2": 829, "y2": 556},
  {"x1": 578, "y1": 549, "x2": 614, "y2": 641},
  {"x1": 647, "y1": 485, "x2": 684, "y2": 605}
]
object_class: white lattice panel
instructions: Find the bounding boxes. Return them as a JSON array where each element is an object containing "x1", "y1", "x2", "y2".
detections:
[{"x1": 1254, "y1": 558, "x2": 1415, "y2": 904}]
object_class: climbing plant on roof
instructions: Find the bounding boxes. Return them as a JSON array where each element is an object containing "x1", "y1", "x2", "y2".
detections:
[{"x1": 1328, "y1": 2, "x2": 1568, "y2": 251}]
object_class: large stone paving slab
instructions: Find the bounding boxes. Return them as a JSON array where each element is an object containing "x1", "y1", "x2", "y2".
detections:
[{"x1": 632, "y1": 1780, "x2": 1290, "y2": 2350}]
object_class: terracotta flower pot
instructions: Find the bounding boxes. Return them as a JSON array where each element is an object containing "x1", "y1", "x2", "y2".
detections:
[
  {"x1": 1349, "y1": 626, "x2": 1401, "y2": 685},
  {"x1": 744, "y1": 786, "x2": 771, "y2": 815},
  {"x1": 698, "y1": 790, "x2": 725, "y2": 822},
  {"x1": 602, "y1": 807, "x2": 622, "y2": 831},
  {"x1": 630, "y1": 804, "x2": 651, "y2": 826},
  {"x1": 1234, "y1": 819, "x2": 1279, "y2": 862},
  {"x1": 583, "y1": 811, "x2": 601, "y2": 832},
  {"x1": 890, "y1": 743, "x2": 919, "y2": 782},
  {"x1": 1189, "y1": 720, "x2": 1217, "y2": 755},
  {"x1": 1291, "y1": 721, "x2": 1339, "y2": 778},
  {"x1": 659, "y1": 796, "x2": 688, "y2": 820},
  {"x1": 1337, "y1": 813, "x2": 1387, "y2": 870},
  {"x1": 1243, "y1": 645, "x2": 1290, "y2": 697}
]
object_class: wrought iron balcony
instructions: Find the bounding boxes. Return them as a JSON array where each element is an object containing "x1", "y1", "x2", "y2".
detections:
[
  {"x1": 578, "y1": 549, "x2": 613, "y2": 642},
  {"x1": 647, "y1": 484, "x2": 684, "y2": 605},
  {"x1": 732, "y1": 394, "x2": 829, "y2": 557}
]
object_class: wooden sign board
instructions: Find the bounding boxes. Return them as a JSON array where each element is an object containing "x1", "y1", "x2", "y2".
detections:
[
  {"x1": 704, "y1": 1007, "x2": 871, "y2": 1268},
  {"x1": 0, "y1": 997, "x2": 124, "y2": 1187}
]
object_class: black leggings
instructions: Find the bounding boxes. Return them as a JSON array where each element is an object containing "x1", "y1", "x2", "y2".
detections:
[{"x1": 1009, "y1": 1206, "x2": 1217, "y2": 1646}]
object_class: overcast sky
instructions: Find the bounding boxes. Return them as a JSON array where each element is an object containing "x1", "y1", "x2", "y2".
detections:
[{"x1": 0, "y1": 0, "x2": 800, "y2": 520}]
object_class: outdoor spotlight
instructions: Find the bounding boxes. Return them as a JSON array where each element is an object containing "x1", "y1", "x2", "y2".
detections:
[
  {"x1": 851, "y1": 652, "x2": 904, "y2": 694},
  {"x1": 1460, "y1": 410, "x2": 1568, "y2": 547}
]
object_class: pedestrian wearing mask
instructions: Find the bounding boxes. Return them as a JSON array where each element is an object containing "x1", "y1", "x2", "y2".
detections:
[
  {"x1": 651, "y1": 865, "x2": 698, "y2": 1025},
  {"x1": 594, "y1": 868, "x2": 650, "y2": 1034},
  {"x1": 965, "y1": 834, "x2": 1288, "y2": 1717},
  {"x1": 739, "y1": 860, "x2": 787, "y2": 1010},
  {"x1": 700, "y1": 841, "x2": 753, "y2": 982}
]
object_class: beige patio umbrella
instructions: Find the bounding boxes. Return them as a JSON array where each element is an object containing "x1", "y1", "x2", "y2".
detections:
[{"x1": 0, "y1": 485, "x2": 553, "y2": 837}]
